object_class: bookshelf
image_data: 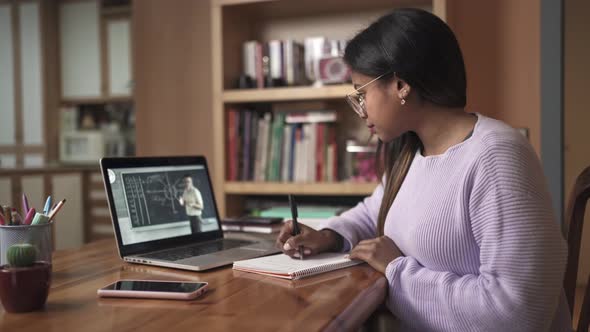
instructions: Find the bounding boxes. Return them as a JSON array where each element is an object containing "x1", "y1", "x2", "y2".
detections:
[{"x1": 211, "y1": 0, "x2": 448, "y2": 217}]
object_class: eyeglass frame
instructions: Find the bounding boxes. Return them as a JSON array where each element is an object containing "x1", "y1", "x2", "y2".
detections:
[{"x1": 345, "y1": 71, "x2": 395, "y2": 118}]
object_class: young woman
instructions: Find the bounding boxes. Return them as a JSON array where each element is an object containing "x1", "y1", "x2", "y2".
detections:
[{"x1": 276, "y1": 8, "x2": 571, "y2": 331}]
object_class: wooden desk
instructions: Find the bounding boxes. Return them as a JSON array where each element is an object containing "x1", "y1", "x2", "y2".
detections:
[{"x1": 0, "y1": 238, "x2": 387, "y2": 331}]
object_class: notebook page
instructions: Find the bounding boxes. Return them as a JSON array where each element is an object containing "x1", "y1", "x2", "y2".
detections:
[{"x1": 233, "y1": 252, "x2": 359, "y2": 275}]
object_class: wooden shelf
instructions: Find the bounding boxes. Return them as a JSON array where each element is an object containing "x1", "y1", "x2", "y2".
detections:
[
  {"x1": 61, "y1": 96, "x2": 133, "y2": 105},
  {"x1": 213, "y1": 0, "x2": 272, "y2": 6},
  {"x1": 224, "y1": 181, "x2": 378, "y2": 195},
  {"x1": 214, "y1": 0, "x2": 434, "y2": 20},
  {"x1": 222, "y1": 85, "x2": 353, "y2": 103},
  {"x1": 101, "y1": 5, "x2": 131, "y2": 17}
]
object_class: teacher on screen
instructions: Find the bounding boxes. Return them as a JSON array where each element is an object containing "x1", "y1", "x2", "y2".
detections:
[{"x1": 178, "y1": 174, "x2": 204, "y2": 234}]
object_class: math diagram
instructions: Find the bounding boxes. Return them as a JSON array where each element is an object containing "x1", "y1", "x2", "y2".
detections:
[{"x1": 122, "y1": 171, "x2": 188, "y2": 227}]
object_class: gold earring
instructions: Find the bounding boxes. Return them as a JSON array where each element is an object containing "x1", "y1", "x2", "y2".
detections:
[{"x1": 401, "y1": 90, "x2": 407, "y2": 105}]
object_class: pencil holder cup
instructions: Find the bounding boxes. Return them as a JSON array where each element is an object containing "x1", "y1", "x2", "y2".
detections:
[
  {"x1": 0, "y1": 224, "x2": 53, "y2": 313},
  {"x1": 0, "y1": 223, "x2": 53, "y2": 266}
]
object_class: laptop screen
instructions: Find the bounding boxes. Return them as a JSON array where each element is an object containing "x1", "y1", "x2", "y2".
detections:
[{"x1": 105, "y1": 164, "x2": 220, "y2": 246}]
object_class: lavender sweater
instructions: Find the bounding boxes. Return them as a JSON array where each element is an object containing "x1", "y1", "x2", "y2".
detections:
[{"x1": 320, "y1": 114, "x2": 571, "y2": 331}]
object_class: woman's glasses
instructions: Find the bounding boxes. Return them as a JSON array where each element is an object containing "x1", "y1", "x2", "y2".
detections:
[{"x1": 345, "y1": 72, "x2": 394, "y2": 118}]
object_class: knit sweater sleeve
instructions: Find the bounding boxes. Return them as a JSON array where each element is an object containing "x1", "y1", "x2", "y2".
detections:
[
  {"x1": 318, "y1": 182, "x2": 383, "y2": 251},
  {"x1": 384, "y1": 134, "x2": 568, "y2": 331}
]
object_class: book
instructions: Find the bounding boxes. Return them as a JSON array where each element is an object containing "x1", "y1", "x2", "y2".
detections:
[
  {"x1": 255, "y1": 42, "x2": 264, "y2": 89},
  {"x1": 285, "y1": 111, "x2": 337, "y2": 124},
  {"x1": 256, "y1": 113, "x2": 272, "y2": 181},
  {"x1": 236, "y1": 111, "x2": 245, "y2": 180},
  {"x1": 258, "y1": 205, "x2": 344, "y2": 219},
  {"x1": 267, "y1": 113, "x2": 284, "y2": 181},
  {"x1": 267, "y1": 40, "x2": 285, "y2": 86},
  {"x1": 248, "y1": 111, "x2": 259, "y2": 180},
  {"x1": 227, "y1": 108, "x2": 339, "y2": 184},
  {"x1": 242, "y1": 41, "x2": 258, "y2": 83},
  {"x1": 280, "y1": 125, "x2": 293, "y2": 182},
  {"x1": 221, "y1": 223, "x2": 283, "y2": 234},
  {"x1": 221, "y1": 216, "x2": 283, "y2": 225},
  {"x1": 241, "y1": 111, "x2": 252, "y2": 181},
  {"x1": 233, "y1": 252, "x2": 362, "y2": 280},
  {"x1": 288, "y1": 124, "x2": 297, "y2": 181},
  {"x1": 254, "y1": 114, "x2": 267, "y2": 181},
  {"x1": 304, "y1": 123, "x2": 316, "y2": 181},
  {"x1": 235, "y1": 264, "x2": 352, "y2": 288},
  {"x1": 282, "y1": 40, "x2": 306, "y2": 86},
  {"x1": 227, "y1": 110, "x2": 238, "y2": 181},
  {"x1": 316, "y1": 123, "x2": 325, "y2": 182}
]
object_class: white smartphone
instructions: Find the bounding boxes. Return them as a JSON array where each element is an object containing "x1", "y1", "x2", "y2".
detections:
[{"x1": 97, "y1": 280, "x2": 208, "y2": 300}]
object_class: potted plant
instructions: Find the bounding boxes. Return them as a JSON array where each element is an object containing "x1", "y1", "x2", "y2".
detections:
[{"x1": 0, "y1": 243, "x2": 51, "y2": 313}]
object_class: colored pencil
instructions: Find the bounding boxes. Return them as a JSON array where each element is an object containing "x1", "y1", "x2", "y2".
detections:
[
  {"x1": 23, "y1": 208, "x2": 36, "y2": 225},
  {"x1": 48, "y1": 199, "x2": 66, "y2": 221},
  {"x1": 43, "y1": 196, "x2": 52, "y2": 214},
  {"x1": 22, "y1": 193, "x2": 30, "y2": 215}
]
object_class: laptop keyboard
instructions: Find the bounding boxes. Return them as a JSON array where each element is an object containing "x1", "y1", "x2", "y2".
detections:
[{"x1": 139, "y1": 239, "x2": 256, "y2": 262}]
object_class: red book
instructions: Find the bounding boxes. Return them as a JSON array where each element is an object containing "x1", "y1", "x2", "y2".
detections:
[
  {"x1": 330, "y1": 126, "x2": 338, "y2": 181},
  {"x1": 227, "y1": 110, "x2": 237, "y2": 181}
]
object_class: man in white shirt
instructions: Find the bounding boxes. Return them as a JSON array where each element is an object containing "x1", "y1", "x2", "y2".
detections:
[{"x1": 178, "y1": 175, "x2": 204, "y2": 234}]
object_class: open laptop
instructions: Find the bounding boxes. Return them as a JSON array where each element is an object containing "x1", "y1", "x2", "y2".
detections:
[{"x1": 100, "y1": 156, "x2": 280, "y2": 271}]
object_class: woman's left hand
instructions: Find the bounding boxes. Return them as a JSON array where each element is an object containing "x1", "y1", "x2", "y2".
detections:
[{"x1": 349, "y1": 236, "x2": 403, "y2": 274}]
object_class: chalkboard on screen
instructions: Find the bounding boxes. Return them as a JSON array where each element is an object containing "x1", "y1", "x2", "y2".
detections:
[{"x1": 121, "y1": 170, "x2": 214, "y2": 228}]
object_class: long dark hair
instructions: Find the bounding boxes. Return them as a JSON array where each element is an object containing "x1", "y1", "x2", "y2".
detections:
[{"x1": 344, "y1": 8, "x2": 467, "y2": 236}]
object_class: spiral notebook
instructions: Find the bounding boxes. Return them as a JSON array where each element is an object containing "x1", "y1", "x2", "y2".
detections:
[{"x1": 232, "y1": 253, "x2": 362, "y2": 280}]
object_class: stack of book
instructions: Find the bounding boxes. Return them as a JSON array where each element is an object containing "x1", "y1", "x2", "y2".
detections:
[
  {"x1": 221, "y1": 217, "x2": 283, "y2": 234},
  {"x1": 255, "y1": 205, "x2": 345, "y2": 219},
  {"x1": 241, "y1": 38, "x2": 348, "y2": 88},
  {"x1": 243, "y1": 40, "x2": 306, "y2": 88},
  {"x1": 227, "y1": 110, "x2": 338, "y2": 183}
]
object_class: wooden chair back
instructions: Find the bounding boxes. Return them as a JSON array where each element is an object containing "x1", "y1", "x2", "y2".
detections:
[{"x1": 564, "y1": 166, "x2": 590, "y2": 332}]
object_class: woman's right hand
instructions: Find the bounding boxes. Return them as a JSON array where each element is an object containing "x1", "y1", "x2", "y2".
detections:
[{"x1": 275, "y1": 221, "x2": 343, "y2": 258}]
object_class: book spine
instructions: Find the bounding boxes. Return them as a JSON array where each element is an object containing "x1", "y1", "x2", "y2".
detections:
[
  {"x1": 285, "y1": 110, "x2": 337, "y2": 124},
  {"x1": 273, "y1": 114, "x2": 282, "y2": 181},
  {"x1": 326, "y1": 144, "x2": 334, "y2": 182},
  {"x1": 294, "y1": 125, "x2": 303, "y2": 182},
  {"x1": 274, "y1": 113, "x2": 285, "y2": 181},
  {"x1": 268, "y1": 40, "x2": 283, "y2": 81},
  {"x1": 221, "y1": 224, "x2": 241, "y2": 232},
  {"x1": 236, "y1": 111, "x2": 245, "y2": 180},
  {"x1": 283, "y1": 40, "x2": 294, "y2": 86},
  {"x1": 261, "y1": 113, "x2": 272, "y2": 181},
  {"x1": 254, "y1": 114, "x2": 267, "y2": 181},
  {"x1": 308, "y1": 123, "x2": 317, "y2": 182},
  {"x1": 241, "y1": 111, "x2": 252, "y2": 181},
  {"x1": 248, "y1": 112, "x2": 259, "y2": 181},
  {"x1": 330, "y1": 126, "x2": 338, "y2": 181},
  {"x1": 300, "y1": 125, "x2": 307, "y2": 182},
  {"x1": 304, "y1": 37, "x2": 326, "y2": 83},
  {"x1": 255, "y1": 42, "x2": 264, "y2": 89},
  {"x1": 316, "y1": 123, "x2": 324, "y2": 182},
  {"x1": 280, "y1": 125, "x2": 292, "y2": 182},
  {"x1": 227, "y1": 110, "x2": 237, "y2": 181},
  {"x1": 266, "y1": 114, "x2": 277, "y2": 181},
  {"x1": 289, "y1": 124, "x2": 297, "y2": 182},
  {"x1": 241, "y1": 225, "x2": 279, "y2": 234},
  {"x1": 294, "y1": 42, "x2": 306, "y2": 85},
  {"x1": 243, "y1": 41, "x2": 257, "y2": 80}
]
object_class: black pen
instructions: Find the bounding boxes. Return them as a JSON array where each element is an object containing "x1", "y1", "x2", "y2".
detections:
[{"x1": 288, "y1": 194, "x2": 303, "y2": 260}]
